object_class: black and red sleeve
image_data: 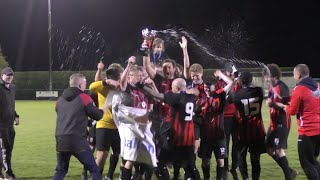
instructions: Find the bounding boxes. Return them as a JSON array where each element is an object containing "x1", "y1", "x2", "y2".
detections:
[{"x1": 80, "y1": 93, "x2": 104, "y2": 121}]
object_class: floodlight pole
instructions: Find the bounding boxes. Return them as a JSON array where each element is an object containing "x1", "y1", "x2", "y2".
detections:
[{"x1": 48, "y1": 0, "x2": 53, "y2": 91}]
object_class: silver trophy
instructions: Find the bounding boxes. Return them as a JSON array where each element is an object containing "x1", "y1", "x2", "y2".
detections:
[{"x1": 141, "y1": 28, "x2": 157, "y2": 51}]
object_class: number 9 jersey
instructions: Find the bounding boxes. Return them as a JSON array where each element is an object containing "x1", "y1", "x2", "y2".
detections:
[
  {"x1": 164, "y1": 91, "x2": 196, "y2": 147},
  {"x1": 227, "y1": 86, "x2": 266, "y2": 143}
]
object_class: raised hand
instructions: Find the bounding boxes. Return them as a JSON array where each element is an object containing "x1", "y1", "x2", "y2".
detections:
[
  {"x1": 127, "y1": 56, "x2": 136, "y2": 66},
  {"x1": 179, "y1": 36, "x2": 188, "y2": 49},
  {"x1": 214, "y1": 69, "x2": 222, "y2": 77},
  {"x1": 97, "y1": 61, "x2": 104, "y2": 70}
]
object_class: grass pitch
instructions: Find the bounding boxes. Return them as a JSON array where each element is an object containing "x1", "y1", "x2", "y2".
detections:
[{"x1": 12, "y1": 100, "x2": 310, "y2": 179}]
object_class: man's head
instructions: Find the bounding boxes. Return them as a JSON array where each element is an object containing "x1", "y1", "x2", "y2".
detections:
[
  {"x1": 152, "y1": 38, "x2": 165, "y2": 53},
  {"x1": 171, "y1": 78, "x2": 187, "y2": 93},
  {"x1": 262, "y1": 63, "x2": 281, "y2": 86},
  {"x1": 174, "y1": 63, "x2": 183, "y2": 78},
  {"x1": 128, "y1": 66, "x2": 143, "y2": 85},
  {"x1": 161, "y1": 59, "x2": 176, "y2": 79},
  {"x1": 224, "y1": 62, "x2": 238, "y2": 79},
  {"x1": 189, "y1": 63, "x2": 203, "y2": 84},
  {"x1": 293, "y1": 64, "x2": 310, "y2": 83},
  {"x1": 239, "y1": 71, "x2": 253, "y2": 87},
  {"x1": 106, "y1": 63, "x2": 124, "y2": 81},
  {"x1": 1, "y1": 67, "x2": 14, "y2": 84},
  {"x1": 204, "y1": 76, "x2": 220, "y2": 96},
  {"x1": 69, "y1": 73, "x2": 86, "y2": 91}
]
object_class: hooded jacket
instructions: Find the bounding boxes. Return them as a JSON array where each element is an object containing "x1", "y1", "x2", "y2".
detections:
[
  {"x1": 286, "y1": 77, "x2": 320, "y2": 136},
  {"x1": 55, "y1": 87, "x2": 104, "y2": 152},
  {"x1": 0, "y1": 79, "x2": 19, "y2": 127}
]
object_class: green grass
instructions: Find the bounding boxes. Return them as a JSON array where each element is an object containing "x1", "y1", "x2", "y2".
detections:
[{"x1": 12, "y1": 100, "x2": 311, "y2": 179}]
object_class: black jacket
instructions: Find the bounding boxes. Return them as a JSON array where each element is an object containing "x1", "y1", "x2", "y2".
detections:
[
  {"x1": 55, "y1": 87, "x2": 104, "y2": 152},
  {"x1": 0, "y1": 79, "x2": 18, "y2": 128}
]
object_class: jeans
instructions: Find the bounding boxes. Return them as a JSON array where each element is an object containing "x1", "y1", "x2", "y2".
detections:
[{"x1": 53, "y1": 147, "x2": 101, "y2": 180}]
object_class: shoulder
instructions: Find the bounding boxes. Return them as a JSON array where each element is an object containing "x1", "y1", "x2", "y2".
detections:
[
  {"x1": 278, "y1": 80, "x2": 289, "y2": 88},
  {"x1": 79, "y1": 93, "x2": 93, "y2": 106}
]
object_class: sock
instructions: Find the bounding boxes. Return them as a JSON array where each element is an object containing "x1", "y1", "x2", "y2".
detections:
[
  {"x1": 275, "y1": 156, "x2": 292, "y2": 180},
  {"x1": 216, "y1": 166, "x2": 224, "y2": 180},
  {"x1": 107, "y1": 154, "x2": 119, "y2": 178},
  {"x1": 120, "y1": 166, "x2": 132, "y2": 180},
  {"x1": 202, "y1": 165, "x2": 210, "y2": 179},
  {"x1": 173, "y1": 162, "x2": 181, "y2": 179}
]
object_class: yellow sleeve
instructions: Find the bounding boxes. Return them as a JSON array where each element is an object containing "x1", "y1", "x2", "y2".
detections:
[{"x1": 89, "y1": 81, "x2": 109, "y2": 94}]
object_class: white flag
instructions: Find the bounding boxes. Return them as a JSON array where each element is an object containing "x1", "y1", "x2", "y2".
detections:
[{"x1": 112, "y1": 94, "x2": 157, "y2": 167}]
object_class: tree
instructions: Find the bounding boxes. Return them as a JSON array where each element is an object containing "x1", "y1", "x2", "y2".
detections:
[{"x1": 0, "y1": 45, "x2": 9, "y2": 70}]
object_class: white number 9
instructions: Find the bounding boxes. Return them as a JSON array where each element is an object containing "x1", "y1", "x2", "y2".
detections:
[{"x1": 185, "y1": 102, "x2": 194, "y2": 121}]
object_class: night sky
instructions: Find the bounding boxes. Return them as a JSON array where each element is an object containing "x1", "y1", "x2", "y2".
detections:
[{"x1": 0, "y1": 0, "x2": 319, "y2": 77}]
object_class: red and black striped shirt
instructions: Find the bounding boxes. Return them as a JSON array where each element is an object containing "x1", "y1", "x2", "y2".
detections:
[
  {"x1": 125, "y1": 84, "x2": 149, "y2": 109},
  {"x1": 196, "y1": 89, "x2": 226, "y2": 140},
  {"x1": 187, "y1": 80, "x2": 206, "y2": 100},
  {"x1": 153, "y1": 73, "x2": 174, "y2": 122},
  {"x1": 268, "y1": 80, "x2": 291, "y2": 131},
  {"x1": 164, "y1": 92, "x2": 196, "y2": 146}
]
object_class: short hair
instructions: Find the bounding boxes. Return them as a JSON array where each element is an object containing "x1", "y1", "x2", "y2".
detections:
[
  {"x1": 295, "y1": 64, "x2": 310, "y2": 77},
  {"x1": 175, "y1": 63, "x2": 183, "y2": 71},
  {"x1": 69, "y1": 73, "x2": 85, "y2": 87},
  {"x1": 129, "y1": 65, "x2": 143, "y2": 73},
  {"x1": 108, "y1": 63, "x2": 124, "y2": 73},
  {"x1": 239, "y1": 71, "x2": 253, "y2": 86},
  {"x1": 265, "y1": 63, "x2": 281, "y2": 79},
  {"x1": 152, "y1": 38, "x2": 165, "y2": 51},
  {"x1": 161, "y1": 59, "x2": 176, "y2": 68},
  {"x1": 189, "y1": 63, "x2": 203, "y2": 74}
]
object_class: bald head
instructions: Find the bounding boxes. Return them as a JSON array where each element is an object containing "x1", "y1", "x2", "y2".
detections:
[
  {"x1": 69, "y1": 73, "x2": 86, "y2": 91},
  {"x1": 172, "y1": 78, "x2": 187, "y2": 93},
  {"x1": 293, "y1": 64, "x2": 310, "y2": 83}
]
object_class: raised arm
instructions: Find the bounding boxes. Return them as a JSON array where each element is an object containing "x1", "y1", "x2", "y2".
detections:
[
  {"x1": 180, "y1": 36, "x2": 190, "y2": 79},
  {"x1": 215, "y1": 69, "x2": 233, "y2": 94},
  {"x1": 94, "y1": 61, "x2": 105, "y2": 81},
  {"x1": 143, "y1": 54, "x2": 156, "y2": 79},
  {"x1": 144, "y1": 77, "x2": 159, "y2": 93},
  {"x1": 120, "y1": 56, "x2": 135, "y2": 91},
  {"x1": 137, "y1": 83, "x2": 164, "y2": 101}
]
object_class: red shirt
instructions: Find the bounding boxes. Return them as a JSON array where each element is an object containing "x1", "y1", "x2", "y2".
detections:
[
  {"x1": 286, "y1": 82, "x2": 320, "y2": 136},
  {"x1": 223, "y1": 81, "x2": 240, "y2": 117}
]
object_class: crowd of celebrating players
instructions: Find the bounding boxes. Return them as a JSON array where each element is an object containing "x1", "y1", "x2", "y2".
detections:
[{"x1": 53, "y1": 36, "x2": 320, "y2": 180}]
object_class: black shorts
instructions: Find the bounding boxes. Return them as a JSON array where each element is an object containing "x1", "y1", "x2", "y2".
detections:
[
  {"x1": 96, "y1": 128, "x2": 120, "y2": 153},
  {"x1": 198, "y1": 138, "x2": 227, "y2": 159},
  {"x1": 238, "y1": 139, "x2": 267, "y2": 155},
  {"x1": 266, "y1": 126, "x2": 289, "y2": 149},
  {"x1": 87, "y1": 125, "x2": 96, "y2": 147},
  {"x1": 158, "y1": 146, "x2": 195, "y2": 163}
]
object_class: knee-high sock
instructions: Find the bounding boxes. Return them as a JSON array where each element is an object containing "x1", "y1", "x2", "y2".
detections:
[
  {"x1": 107, "y1": 154, "x2": 119, "y2": 178},
  {"x1": 272, "y1": 155, "x2": 292, "y2": 180},
  {"x1": 120, "y1": 166, "x2": 132, "y2": 180}
]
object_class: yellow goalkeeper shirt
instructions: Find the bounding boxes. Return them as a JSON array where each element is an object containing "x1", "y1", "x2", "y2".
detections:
[{"x1": 89, "y1": 81, "x2": 116, "y2": 129}]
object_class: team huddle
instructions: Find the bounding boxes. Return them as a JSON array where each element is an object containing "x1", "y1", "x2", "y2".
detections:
[{"x1": 53, "y1": 36, "x2": 320, "y2": 180}]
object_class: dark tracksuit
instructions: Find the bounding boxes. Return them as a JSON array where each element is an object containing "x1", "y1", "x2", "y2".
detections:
[
  {"x1": 53, "y1": 87, "x2": 104, "y2": 180},
  {"x1": 0, "y1": 79, "x2": 19, "y2": 177}
]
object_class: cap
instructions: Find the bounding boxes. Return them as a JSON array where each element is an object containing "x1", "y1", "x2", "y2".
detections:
[
  {"x1": 1, "y1": 67, "x2": 14, "y2": 76},
  {"x1": 225, "y1": 62, "x2": 238, "y2": 74}
]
